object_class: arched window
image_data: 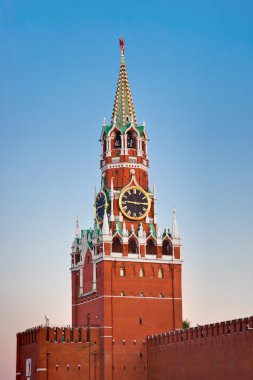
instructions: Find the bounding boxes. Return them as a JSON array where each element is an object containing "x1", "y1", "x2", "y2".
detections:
[
  {"x1": 139, "y1": 266, "x2": 145, "y2": 278},
  {"x1": 120, "y1": 265, "x2": 125, "y2": 277},
  {"x1": 127, "y1": 131, "x2": 135, "y2": 148},
  {"x1": 128, "y1": 237, "x2": 138, "y2": 254},
  {"x1": 162, "y1": 240, "x2": 172, "y2": 256},
  {"x1": 146, "y1": 238, "x2": 156, "y2": 255},
  {"x1": 112, "y1": 237, "x2": 122, "y2": 253},
  {"x1": 158, "y1": 267, "x2": 164, "y2": 279},
  {"x1": 114, "y1": 132, "x2": 121, "y2": 148}
]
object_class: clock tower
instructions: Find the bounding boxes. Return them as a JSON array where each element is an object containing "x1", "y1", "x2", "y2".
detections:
[{"x1": 71, "y1": 39, "x2": 183, "y2": 380}]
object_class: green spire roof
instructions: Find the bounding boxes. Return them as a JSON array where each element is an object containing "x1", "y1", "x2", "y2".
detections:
[{"x1": 111, "y1": 42, "x2": 137, "y2": 129}]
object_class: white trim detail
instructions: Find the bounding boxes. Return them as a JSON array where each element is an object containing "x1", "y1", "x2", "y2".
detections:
[
  {"x1": 101, "y1": 163, "x2": 148, "y2": 173},
  {"x1": 128, "y1": 253, "x2": 139, "y2": 259},
  {"x1": 145, "y1": 254, "x2": 156, "y2": 260},
  {"x1": 100, "y1": 335, "x2": 113, "y2": 338},
  {"x1": 111, "y1": 252, "x2": 123, "y2": 258},
  {"x1": 94, "y1": 256, "x2": 183, "y2": 265},
  {"x1": 73, "y1": 295, "x2": 182, "y2": 306},
  {"x1": 36, "y1": 368, "x2": 47, "y2": 372},
  {"x1": 79, "y1": 289, "x2": 97, "y2": 297}
]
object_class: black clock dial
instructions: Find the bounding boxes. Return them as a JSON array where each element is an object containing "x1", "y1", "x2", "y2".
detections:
[
  {"x1": 95, "y1": 191, "x2": 107, "y2": 224},
  {"x1": 119, "y1": 186, "x2": 151, "y2": 220}
]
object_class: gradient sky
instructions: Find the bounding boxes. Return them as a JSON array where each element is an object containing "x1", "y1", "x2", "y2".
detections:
[{"x1": 1, "y1": 1, "x2": 253, "y2": 378}]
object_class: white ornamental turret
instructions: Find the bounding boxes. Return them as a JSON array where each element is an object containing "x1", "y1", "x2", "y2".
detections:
[
  {"x1": 75, "y1": 216, "x2": 81, "y2": 239},
  {"x1": 172, "y1": 208, "x2": 181, "y2": 246},
  {"x1": 102, "y1": 211, "x2": 110, "y2": 235}
]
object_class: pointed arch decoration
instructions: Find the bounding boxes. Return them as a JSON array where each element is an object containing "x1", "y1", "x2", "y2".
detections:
[
  {"x1": 146, "y1": 237, "x2": 157, "y2": 255},
  {"x1": 139, "y1": 265, "x2": 145, "y2": 278},
  {"x1": 127, "y1": 130, "x2": 136, "y2": 149},
  {"x1": 112, "y1": 236, "x2": 123, "y2": 253},
  {"x1": 162, "y1": 239, "x2": 172, "y2": 256},
  {"x1": 114, "y1": 131, "x2": 122, "y2": 148},
  {"x1": 120, "y1": 264, "x2": 126, "y2": 277},
  {"x1": 158, "y1": 266, "x2": 164, "y2": 279},
  {"x1": 128, "y1": 236, "x2": 138, "y2": 254}
]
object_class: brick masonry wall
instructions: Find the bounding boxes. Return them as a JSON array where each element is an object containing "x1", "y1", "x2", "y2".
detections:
[
  {"x1": 147, "y1": 316, "x2": 253, "y2": 380},
  {"x1": 16, "y1": 326, "x2": 100, "y2": 380}
]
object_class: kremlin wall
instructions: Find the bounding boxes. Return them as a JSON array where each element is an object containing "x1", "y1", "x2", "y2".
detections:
[
  {"x1": 147, "y1": 316, "x2": 253, "y2": 380},
  {"x1": 16, "y1": 39, "x2": 253, "y2": 379},
  {"x1": 16, "y1": 316, "x2": 253, "y2": 379}
]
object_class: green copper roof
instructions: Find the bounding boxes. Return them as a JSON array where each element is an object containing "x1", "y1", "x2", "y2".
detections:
[
  {"x1": 102, "y1": 124, "x2": 145, "y2": 136},
  {"x1": 162, "y1": 228, "x2": 172, "y2": 239},
  {"x1": 115, "y1": 221, "x2": 123, "y2": 235},
  {"x1": 103, "y1": 125, "x2": 113, "y2": 136},
  {"x1": 136, "y1": 125, "x2": 145, "y2": 136},
  {"x1": 149, "y1": 223, "x2": 157, "y2": 238}
]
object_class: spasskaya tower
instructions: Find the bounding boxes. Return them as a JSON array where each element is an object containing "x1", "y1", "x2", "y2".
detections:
[{"x1": 70, "y1": 38, "x2": 183, "y2": 380}]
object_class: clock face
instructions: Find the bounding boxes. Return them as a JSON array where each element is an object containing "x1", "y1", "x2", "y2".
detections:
[
  {"x1": 95, "y1": 191, "x2": 107, "y2": 224},
  {"x1": 119, "y1": 186, "x2": 151, "y2": 220}
]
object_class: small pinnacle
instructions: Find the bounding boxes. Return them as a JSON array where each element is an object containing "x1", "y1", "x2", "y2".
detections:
[{"x1": 75, "y1": 216, "x2": 81, "y2": 238}]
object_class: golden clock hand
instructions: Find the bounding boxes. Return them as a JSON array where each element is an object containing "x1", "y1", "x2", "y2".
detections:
[
  {"x1": 96, "y1": 204, "x2": 105, "y2": 209},
  {"x1": 125, "y1": 201, "x2": 148, "y2": 205}
]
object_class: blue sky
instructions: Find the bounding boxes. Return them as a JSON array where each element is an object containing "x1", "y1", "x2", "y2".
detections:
[{"x1": 1, "y1": 1, "x2": 253, "y2": 378}]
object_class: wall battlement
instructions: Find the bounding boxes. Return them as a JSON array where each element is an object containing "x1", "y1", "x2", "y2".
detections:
[
  {"x1": 147, "y1": 315, "x2": 253, "y2": 347},
  {"x1": 147, "y1": 316, "x2": 253, "y2": 380},
  {"x1": 17, "y1": 325, "x2": 100, "y2": 347},
  {"x1": 16, "y1": 326, "x2": 101, "y2": 380}
]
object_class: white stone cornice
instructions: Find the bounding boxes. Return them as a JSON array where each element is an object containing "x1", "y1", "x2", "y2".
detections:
[
  {"x1": 101, "y1": 162, "x2": 148, "y2": 173},
  {"x1": 92, "y1": 255, "x2": 183, "y2": 265}
]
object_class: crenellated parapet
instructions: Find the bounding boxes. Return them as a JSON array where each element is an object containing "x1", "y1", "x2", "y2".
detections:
[
  {"x1": 147, "y1": 316, "x2": 253, "y2": 347},
  {"x1": 147, "y1": 316, "x2": 253, "y2": 380},
  {"x1": 17, "y1": 325, "x2": 100, "y2": 346},
  {"x1": 16, "y1": 326, "x2": 100, "y2": 380}
]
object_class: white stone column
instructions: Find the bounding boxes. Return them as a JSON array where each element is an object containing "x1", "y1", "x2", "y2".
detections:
[
  {"x1": 110, "y1": 177, "x2": 115, "y2": 221},
  {"x1": 124, "y1": 134, "x2": 128, "y2": 155},
  {"x1": 120, "y1": 134, "x2": 124, "y2": 155},
  {"x1": 92, "y1": 262, "x2": 97, "y2": 290},
  {"x1": 80, "y1": 267, "x2": 83, "y2": 295},
  {"x1": 137, "y1": 136, "x2": 142, "y2": 156},
  {"x1": 106, "y1": 137, "x2": 112, "y2": 157}
]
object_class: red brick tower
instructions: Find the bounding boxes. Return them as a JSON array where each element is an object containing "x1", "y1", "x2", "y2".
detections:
[{"x1": 70, "y1": 38, "x2": 183, "y2": 380}]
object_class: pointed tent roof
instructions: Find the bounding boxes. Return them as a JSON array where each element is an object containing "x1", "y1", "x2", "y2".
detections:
[
  {"x1": 111, "y1": 38, "x2": 137, "y2": 129},
  {"x1": 172, "y1": 208, "x2": 180, "y2": 239}
]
